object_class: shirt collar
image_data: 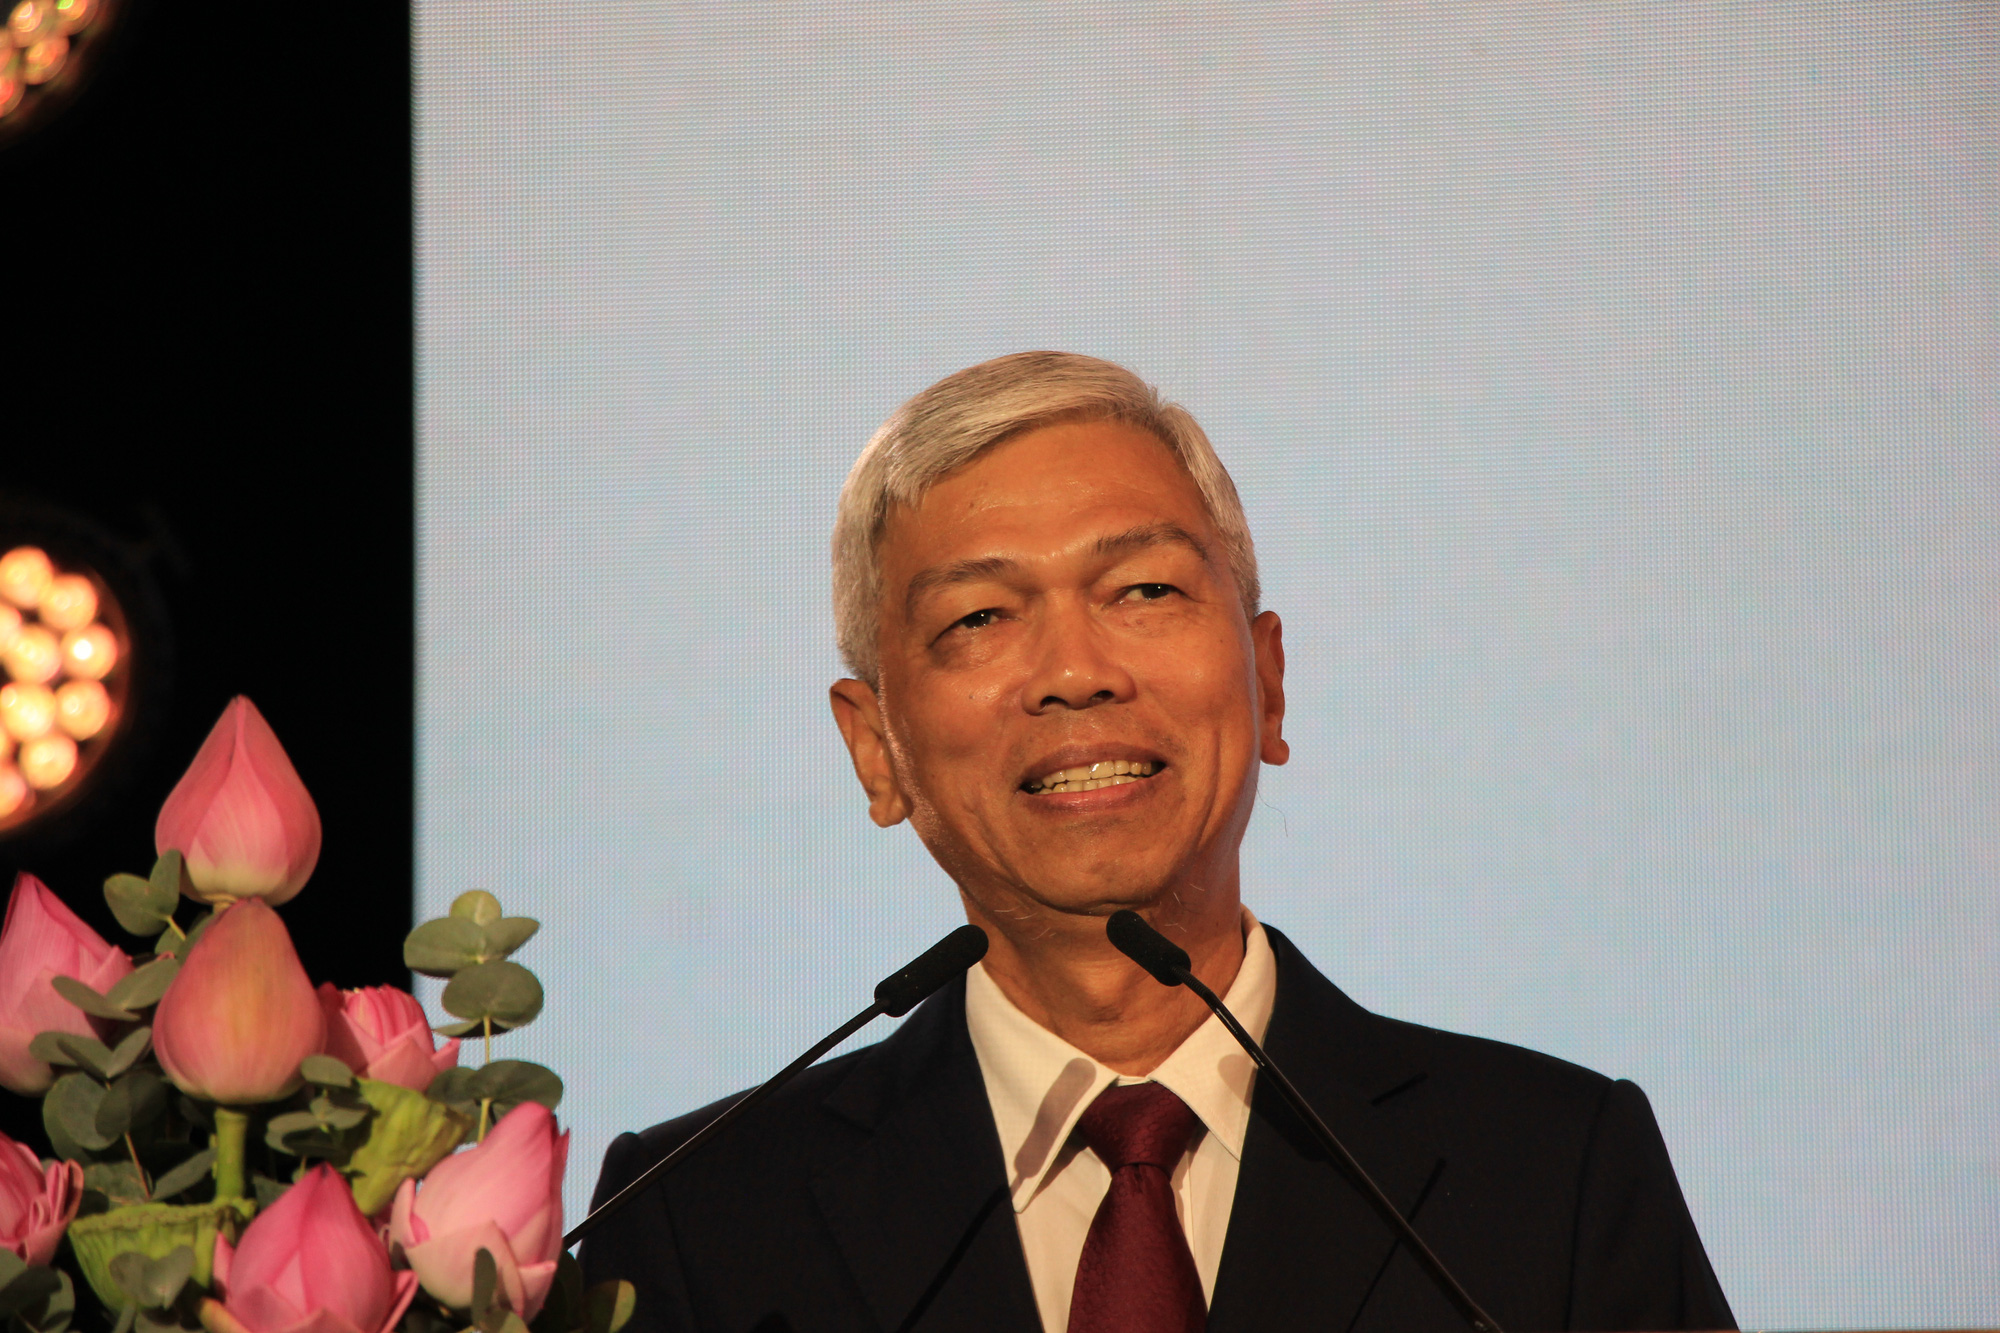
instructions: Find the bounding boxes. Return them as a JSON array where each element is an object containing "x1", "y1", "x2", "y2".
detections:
[{"x1": 964, "y1": 909, "x2": 1278, "y2": 1214}]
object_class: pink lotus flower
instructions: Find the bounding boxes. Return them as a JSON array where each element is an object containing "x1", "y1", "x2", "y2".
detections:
[
  {"x1": 0, "y1": 873, "x2": 132, "y2": 1095},
  {"x1": 153, "y1": 899, "x2": 324, "y2": 1105},
  {"x1": 388, "y1": 1103, "x2": 568, "y2": 1318},
  {"x1": 0, "y1": 1127, "x2": 82, "y2": 1265},
  {"x1": 201, "y1": 1165, "x2": 417, "y2": 1333},
  {"x1": 317, "y1": 984, "x2": 459, "y2": 1092},
  {"x1": 156, "y1": 697, "x2": 322, "y2": 906}
]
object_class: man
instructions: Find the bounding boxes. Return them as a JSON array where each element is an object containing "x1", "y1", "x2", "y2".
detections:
[{"x1": 583, "y1": 352, "x2": 1734, "y2": 1333}]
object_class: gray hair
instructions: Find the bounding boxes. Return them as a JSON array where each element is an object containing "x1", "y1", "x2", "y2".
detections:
[{"x1": 832, "y1": 351, "x2": 1260, "y2": 684}]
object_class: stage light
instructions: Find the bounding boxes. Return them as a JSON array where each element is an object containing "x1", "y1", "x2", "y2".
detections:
[
  {"x1": 18, "y1": 732, "x2": 76, "y2": 789},
  {"x1": 0, "y1": 0, "x2": 111, "y2": 138},
  {"x1": 0, "y1": 541, "x2": 131, "y2": 834}
]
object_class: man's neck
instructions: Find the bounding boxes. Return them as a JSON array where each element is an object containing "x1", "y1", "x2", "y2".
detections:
[{"x1": 963, "y1": 886, "x2": 1247, "y2": 1076}]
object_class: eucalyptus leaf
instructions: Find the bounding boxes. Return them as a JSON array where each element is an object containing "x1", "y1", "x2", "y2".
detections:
[
  {"x1": 583, "y1": 1280, "x2": 637, "y2": 1333},
  {"x1": 404, "y1": 917, "x2": 486, "y2": 978},
  {"x1": 0, "y1": 1250, "x2": 24, "y2": 1290},
  {"x1": 299, "y1": 1055, "x2": 355, "y2": 1089},
  {"x1": 105, "y1": 1253, "x2": 147, "y2": 1307},
  {"x1": 479, "y1": 917, "x2": 540, "y2": 959},
  {"x1": 26, "y1": 1032, "x2": 79, "y2": 1066},
  {"x1": 451, "y1": 890, "x2": 504, "y2": 926},
  {"x1": 0, "y1": 1264, "x2": 62, "y2": 1319},
  {"x1": 148, "y1": 851, "x2": 193, "y2": 905},
  {"x1": 252, "y1": 1174, "x2": 289, "y2": 1210},
  {"x1": 134, "y1": 1310, "x2": 180, "y2": 1333},
  {"x1": 147, "y1": 1149, "x2": 215, "y2": 1202},
  {"x1": 51, "y1": 1035, "x2": 115, "y2": 1082},
  {"x1": 136, "y1": 1248, "x2": 192, "y2": 1309},
  {"x1": 475, "y1": 1060, "x2": 562, "y2": 1113},
  {"x1": 81, "y1": 1162, "x2": 148, "y2": 1208},
  {"x1": 45, "y1": 1072, "x2": 117, "y2": 1153},
  {"x1": 97, "y1": 1071, "x2": 167, "y2": 1141},
  {"x1": 531, "y1": 1253, "x2": 583, "y2": 1333},
  {"x1": 470, "y1": 1247, "x2": 498, "y2": 1322},
  {"x1": 431, "y1": 1018, "x2": 483, "y2": 1038},
  {"x1": 49, "y1": 976, "x2": 137, "y2": 1023},
  {"x1": 441, "y1": 961, "x2": 543, "y2": 1029},
  {"x1": 100, "y1": 1027, "x2": 153, "y2": 1081},
  {"x1": 105, "y1": 959, "x2": 179, "y2": 1014},
  {"x1": 171, "y1": 911, "x2": 217, "y2": 959},
  {"x1": 103, "y1": 873, "x2": 173, "y2": 937},
  {"x1": 7, "y1": 1265, "x2": 71, "y2": 1333}
]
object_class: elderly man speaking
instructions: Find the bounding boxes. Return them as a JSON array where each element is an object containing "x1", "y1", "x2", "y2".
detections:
[{"x1": 583, "y1": 353, "x2": 1734, "y2": 1333}]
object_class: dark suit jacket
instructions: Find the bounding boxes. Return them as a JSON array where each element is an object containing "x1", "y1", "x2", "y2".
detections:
[{"x1": 582, "y1": 926, "x2": 1734, "y2": 1333}]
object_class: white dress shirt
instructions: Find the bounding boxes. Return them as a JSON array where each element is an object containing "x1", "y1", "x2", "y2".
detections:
[{"x1": 963, "y1": 911, "x2": 1277, "y2": 1333}]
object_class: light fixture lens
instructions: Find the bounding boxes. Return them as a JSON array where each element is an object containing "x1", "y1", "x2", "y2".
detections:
[
  {"x1": 0, "y1": 604, "x2": 18, "y2": 654},
  {"x1": 60, "y1": 623, "x2": 115, "y2": 679},
  {"x1": 18, "y1": 732, "x2": 77, "y2": 790},
  {"x1": 0, "y1": 681, "x2": 57, "y2": 741},
  {"x1": 38, "y1": 573, "x2": 97, "y2": 631},
  {"x1": 54, "y1": 678, "x2": 109, "y2": 739},
  {"x1": 0, "y1": 763, "x2": 25, "y2": 818},
  {"x1": 0, "y1": 546, "x2": 53, "y2": 610},
  {"x1": 3, "y1": 623, "x2": 60, "y2": 684}
]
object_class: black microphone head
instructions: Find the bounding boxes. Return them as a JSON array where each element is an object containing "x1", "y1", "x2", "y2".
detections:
[
  {"x1": 1106, "y1": 910, "x2": 1192, "y2": 986},
  {"x1": 873, "y1": 924, "x2": 990, "y2": 1017}
]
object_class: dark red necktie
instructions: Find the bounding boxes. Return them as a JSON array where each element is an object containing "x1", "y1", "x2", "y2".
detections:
[{"x1": 1066, "y1": 1082, "x2": 1207, "y2": 1333}]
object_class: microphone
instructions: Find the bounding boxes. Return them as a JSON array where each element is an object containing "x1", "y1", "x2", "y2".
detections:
[
  {"x1": 1105, "y1": 911, "x2": 1506, "y2": 1333},
  {"x1": 564, "y1": 923, "x2": 989, "y2": 1249}
]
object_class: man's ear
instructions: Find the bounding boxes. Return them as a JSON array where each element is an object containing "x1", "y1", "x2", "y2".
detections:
[
  {"x1": 829, "y1": 678, "x2": 912, "y2": 828},
  {"x1": 1252, "y1": 610, "x2": 1289, "y2": 766}
]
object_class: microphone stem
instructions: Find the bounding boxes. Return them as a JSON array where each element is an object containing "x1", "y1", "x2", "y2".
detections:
[
  {"x1": 563, "y1": 1000, "x2": 884, "y2": 1249},
  {"x1": 1175, "y1": 970, "x2": 1507, "y2": 1333}
]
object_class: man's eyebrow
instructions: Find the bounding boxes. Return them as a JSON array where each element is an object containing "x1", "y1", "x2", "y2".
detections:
[{"x1": 901, "y1": 524, "x2": 1212, "y2": 620}]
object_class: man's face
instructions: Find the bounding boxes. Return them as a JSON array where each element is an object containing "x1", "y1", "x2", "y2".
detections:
[{"x1": 831, "y1": 418, "x2": 1287, "y2": 930}]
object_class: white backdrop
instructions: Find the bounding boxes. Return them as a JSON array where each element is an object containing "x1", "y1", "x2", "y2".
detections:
[{"x1": 414, "y1": 3, "x2": 1999, "y2": 1325}]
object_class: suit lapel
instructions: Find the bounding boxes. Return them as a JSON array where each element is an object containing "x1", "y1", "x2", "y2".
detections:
[
  {"x1": 1207, "y1": 929, "x2": 1444, "y2": 1333},
  {"x1": 810, "y1": 978, "x2": 1041, "y2": 1333}
]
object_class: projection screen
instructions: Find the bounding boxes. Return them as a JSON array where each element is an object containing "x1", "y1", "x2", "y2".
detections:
[{"x1": 415, "y1": 3, "x2": 1999, "y2": 1324}]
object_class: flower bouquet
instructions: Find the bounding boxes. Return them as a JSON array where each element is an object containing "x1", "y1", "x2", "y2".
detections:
[{"x1": 0, "y1": 698, "x2": 633, "y2": 1333}]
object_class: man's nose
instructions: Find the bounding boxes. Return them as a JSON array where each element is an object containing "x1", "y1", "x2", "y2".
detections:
[{"x1": 1019, "y1": 600, "x2": 1137, "y2": 714}]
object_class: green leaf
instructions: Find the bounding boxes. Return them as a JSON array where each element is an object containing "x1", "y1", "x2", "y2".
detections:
[
  {"x1": 470, "y1": 1247, "x2": 499, "y2": 1322},
  {"x1": 50, "y1": 1034, "x2": 115, "y2": 1080},
  {"x1": 299, "y1": 1055, "x2": 356, "y2": 1089},
  {"x1": 49, "y1": 976, "x2": 137, "y2": 1023},
  {"x1": 81, "y1": 1162, "x2": 148, "y2": 1208},
  {"x1": 136, "y1": 1248, "x2": 192, "y2": 1309},
  {"x1": 8, "y1": 1265, "x2": 72, "y2": 1333},
  {"x1": 451, "y1": 890, "x2": 504, "y2": 926},
  {"x1": 252, "y1": 1174, "x2": 289, "y2": 1210},
  {"x1": 479, "y1": 1060, "x2": 563, "y2": 1113},
  {"x1": 100, "y1": 1027, "x2": 153, "y2": 1081},
  {"x1": 97, "y1": 1071, "x2": 168, "y2": 1142},
  {"x1": 147, "y1": 1148, "x2": 215, "y2": 1202},
  {"x1": 583, "y1": 1280, "x2": 637, "y2": 1333},
  {"x1": 441, "y1": 961, "x2": 543, "y2": 1030},
  {"x1": 105, "y1": 1253, "x2": 146, "y2": 1307},
  {"x1": 0, "y1": 1250, "x2": 25, "y2": 1290},
  {"x1": 479, "y1": 917, "x2": 540, "y2": 959},
  {"x1": 530, "y1": 1253, "x2": 583, "y2": 1333},
  {"x1": 106, "y1": 959, "x2": 179, "y2": 1014},
  {"x1": 0, "y1": 1264, "x2": 62, "y2": 1319},
  {"x1": 177, "y1": 910, "x2": 218, "y2": 956},
  {"x1": 27, "y1": 1032, "x2": 80, "y2": 1066},
  {"x1": 431, "y1": 1018, "x2": 484, "y2": 1038},
  {"x1": 404, "y1": 917, "x2": 487, "y2": 978},
  {"x1": 306, "y1": 1093, "x2": 370, "y2": 1131},
  {"x1": 103, "y1": 872, "x2": 175, "y2": 938},
  {"x1": 149, "y1": 851, "x2": 194, "y2": 906},
  {"x1": 46, "y1": 1072, "x2": 118, "y2": 1153}
]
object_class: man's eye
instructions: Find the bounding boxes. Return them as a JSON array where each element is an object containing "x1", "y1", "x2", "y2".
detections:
[
  {"x1": 1121, "y1": 583, "x2": 1176, "y2": 602},
  {"x1": 954, "y1": 608, "x2": 1000, "y2": 631}
]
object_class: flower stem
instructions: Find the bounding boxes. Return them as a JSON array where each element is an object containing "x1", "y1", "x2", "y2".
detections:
[
  {"x1": 124, "y1": 1132, "x2": 150, "y2": 1197},
  {"x1": 482, "y1": 1016, "x2": 492, "y2": 1067},
  {"x1": 212, "y1": 1107, "x2": 251, "y2": 1201}
]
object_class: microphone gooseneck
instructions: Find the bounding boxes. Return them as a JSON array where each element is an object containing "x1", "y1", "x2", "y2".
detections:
[
  {"x1": 1103, "y1": 910, "x2": 1508, "y2": 1333},
  {"x1": 564, "y1": 923, "x2": 990, "y2": 1250}
]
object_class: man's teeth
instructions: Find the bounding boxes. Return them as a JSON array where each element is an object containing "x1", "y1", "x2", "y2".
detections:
[{"x1": 1028, "y1": 760, "x2": 1158, "y2": 793}]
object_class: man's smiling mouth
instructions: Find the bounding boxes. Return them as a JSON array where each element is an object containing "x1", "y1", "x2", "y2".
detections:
[{"x1": 1021, "y1": 760, "x2": 1162, "y2": 795}]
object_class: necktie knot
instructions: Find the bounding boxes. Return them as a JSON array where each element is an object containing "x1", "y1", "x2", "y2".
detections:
[{"x1": 1077, "y1": 1081, "x2": 1202, "y2": 1173}]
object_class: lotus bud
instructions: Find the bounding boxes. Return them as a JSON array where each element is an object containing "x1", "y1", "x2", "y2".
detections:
[
  {"x1": 0, "y1": 872, "x2": 132, "y2": 1095},
  {"x1": 317, "y1": 984, "x2": 460, "y2": 1091},
  {"x1": 153, "y1": 899, "x2": 324, "y2": 1105},
  {"x1": 387, "y1": 1102, "x2": 568, "y2": 1318},
  {"x1": 200, "y1": 1166, "x2": 417, "y2": 1333},
  {"x1": 155, "y1": 697, "x2": 322, "y2": 906},
  {"x1": 0, "y1": 1126, "x2": 82, "y2": 1266}
]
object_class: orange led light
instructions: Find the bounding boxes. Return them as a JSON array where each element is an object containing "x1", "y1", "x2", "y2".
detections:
[
  {"x1": 0, "y1": 603, "x2": 18, "y2": 653},
  {"x1": 60, "y1": 623, "x2": 115, "y2": 679},
  {"x1": 18, "y1": 732, "x2": 76, "y2": 789},
  {"x1": 0, "y1": 547, "x2": 53, "y2": 610},
  {"x1": 54, "y1": 678, "x2": 109, "y2": 739},
  {"x1": 0, "y1": 763, "x2": 25, "y2": 818},
  {"x1": 4, "y1": 623, "x2": 59, "y2": 683},
  {"x1": 38, "y1": 574, "x2": 97, "y2": 631},
  {"x1": 0, "y1": 681, "x2": 57, "y2": 741}
]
